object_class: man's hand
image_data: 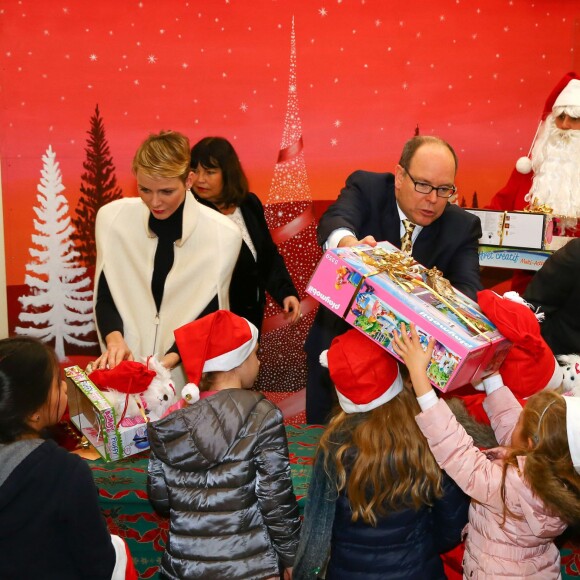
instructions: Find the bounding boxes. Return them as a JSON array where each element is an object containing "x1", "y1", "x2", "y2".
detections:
[{"x1": 337, "y1": 234, "x2": 378, "y2": 248}]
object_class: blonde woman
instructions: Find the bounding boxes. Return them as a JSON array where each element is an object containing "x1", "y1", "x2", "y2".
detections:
[{"x1": 93, "y1": 130, "x2": 242, "y2": 393}]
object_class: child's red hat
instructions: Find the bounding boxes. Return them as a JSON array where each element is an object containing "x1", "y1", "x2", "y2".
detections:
[
  {"x1": 477, "y1": 290, "x2": 562, "y2": 397},
  {"x1": 321, "y1": 329, "x2": 403, "y2": 414},
  {"x1": 174, "y1": 310, "x2": 259, "y2": 400}
]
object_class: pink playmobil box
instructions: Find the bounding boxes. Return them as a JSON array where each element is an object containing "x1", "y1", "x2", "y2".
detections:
[
  {"x1": 65, "y1": 365, "x2": 150, "y2": 461},
  {"x1": 306, "y1": 242, "x2": 511, "y2": 392}
]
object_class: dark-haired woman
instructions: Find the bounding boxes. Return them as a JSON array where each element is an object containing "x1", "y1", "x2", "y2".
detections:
[{"x1": 190, "y1": 136, "x2": 300, "y2": 333}]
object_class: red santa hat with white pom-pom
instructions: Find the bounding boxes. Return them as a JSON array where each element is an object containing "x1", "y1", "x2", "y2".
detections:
[
  {"x1": 457, "y1": 290, "x2": 563, "y2": 427},
  {"x1": 516, "y1": 72, "x2": 580, "y2": 175},
  {"x1": 476, "y1": 290, "x2": 563, "y2": 397},
  {"x1": 320, "y1": 329, "x2": 403, "y2": 414},
  {"x1": 174, "y1": 310, "x2": 259, "y2": 405}
]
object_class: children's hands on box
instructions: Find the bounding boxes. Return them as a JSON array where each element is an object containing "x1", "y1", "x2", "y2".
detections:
[{"x1": 392, "y1": 322, "x2": 435, "y2": 397}]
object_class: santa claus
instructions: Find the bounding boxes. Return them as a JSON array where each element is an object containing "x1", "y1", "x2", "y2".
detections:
[
  {"x1": 489, "y1": 72, "x2": 580, "y2": 217},
  {"x1": 487, "y1": 72, "x2": 580, "y2": 292}
]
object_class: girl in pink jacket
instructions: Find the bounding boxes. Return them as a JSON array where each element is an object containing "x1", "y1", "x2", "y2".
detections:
[{"x1": 393, "y1": 323, "x2": 580, "y2": 579}]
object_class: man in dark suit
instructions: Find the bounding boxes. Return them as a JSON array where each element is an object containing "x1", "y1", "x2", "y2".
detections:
[{"x1": 305, "y1": 135, "x2": 483, "y2": 423}]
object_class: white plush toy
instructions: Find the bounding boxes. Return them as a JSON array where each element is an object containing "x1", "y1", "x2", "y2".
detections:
[
  {"x1": 141, "y1": 356, "x2": 178, "y2": 420},
  {"x1": 557, "y1": 354, "x2": 580, "y2": 397},
  {"x1": 88, "y1": 356, "x2": 178, "y2": 424}
]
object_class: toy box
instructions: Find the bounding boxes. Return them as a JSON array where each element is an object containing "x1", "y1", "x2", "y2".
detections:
[
  {"x1": 467, "y1": 208, "x2": 574, "y2": 251},
  {"x1": 306, "y1": 242, "x2": 511, "y2": 392},
  {"x1": 65, "y1": 365, "x2": 150, "y2": 461}
]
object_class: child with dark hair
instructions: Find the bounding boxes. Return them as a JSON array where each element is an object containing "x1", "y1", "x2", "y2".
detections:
[
  {"x1": 0, "y1": 337, "x2": 135, "y2": 579},
  {"x1": 294, "y1": 329, "x2": 469, "y2": 579}
]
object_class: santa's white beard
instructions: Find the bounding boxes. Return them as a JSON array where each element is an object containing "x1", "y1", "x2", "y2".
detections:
[{"x1": 527, "y1": 119, "x2": 580, "y2": 218}]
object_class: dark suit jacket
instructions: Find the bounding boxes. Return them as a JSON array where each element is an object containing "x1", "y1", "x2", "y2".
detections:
[
  {"x1": 197, "y1": 192, "x2": 298, "y2": 332},
  {"x1": 524, "y1": 238, "x2": 580, "y2": 355},
  {"x1": 306, "y1": 170, "x2": 483, "y2": 356},
  {"x1": 318, "y1": 170, "x2": 483, "y2": 299}
]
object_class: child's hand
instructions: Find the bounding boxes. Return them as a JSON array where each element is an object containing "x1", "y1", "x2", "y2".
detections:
[{"x1": 392, "y1": 322, "x2": 435, "y2": 397}]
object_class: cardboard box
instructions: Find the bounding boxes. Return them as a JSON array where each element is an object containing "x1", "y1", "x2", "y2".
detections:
[
  {"x1": 65, "y1": 366, "x2": 150, "y2": 461},
  {"x1": 306, "y1": 242, "x2": 511, "y2": 392},
  {"x1": 467, "y1": 208, "x2": 574, "y2": 251}
]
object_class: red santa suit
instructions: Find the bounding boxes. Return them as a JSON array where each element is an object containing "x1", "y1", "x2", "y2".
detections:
[
  {"x1": 488, "y1": 72, "x2": 579, "y2": 212},
  {"x1": 487, "y1": 72, "x2": 579, "y2": 293}
]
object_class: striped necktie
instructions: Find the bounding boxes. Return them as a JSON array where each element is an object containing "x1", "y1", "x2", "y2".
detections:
[{"x1": 400, "y1": 219, "x2": 416, "y2": 253}]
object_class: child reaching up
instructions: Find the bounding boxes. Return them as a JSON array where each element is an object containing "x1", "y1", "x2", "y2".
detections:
[
  {"x1": 294, "y1": 329, "x2": 469, "y2": 580},
  {"x1": 393, "y1": 321, "x2": 580, "y2": 579},
  {"x1": 0, "y1": 337, "x2": 136, "y2": 580},
  {"x1": 147, "y1": 310, "x2": 300, "y2": 580}
]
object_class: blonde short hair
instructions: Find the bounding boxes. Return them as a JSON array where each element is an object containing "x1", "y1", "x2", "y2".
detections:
[{"x1": 132, "y1": 130, "x2": 191, "y2": 183}]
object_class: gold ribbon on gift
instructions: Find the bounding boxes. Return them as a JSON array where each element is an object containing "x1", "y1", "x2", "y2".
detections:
[
  {"x1": 347, "y1": 248, "x2": 492, "y2": 342},
  {"x1": 498, "y1": 211, "x2": 507, "y2": 246},
  {"x1": 524, "y1": 198, "x2": 554, "y2": 214},
  {"x1": 523, "y1": 200, "x2": 580, "y2": 232}
]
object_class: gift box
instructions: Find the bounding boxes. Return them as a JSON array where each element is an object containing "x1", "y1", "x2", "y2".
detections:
[
  {"x1": 467, "y1": 208, "x2": 575, "y2": 251},
  {"x1": 65, "y1": 365, "x2": 150, "y2": 461},
  {"x1": 306, "y1": 242, "x2": 511, "y2": 392}
]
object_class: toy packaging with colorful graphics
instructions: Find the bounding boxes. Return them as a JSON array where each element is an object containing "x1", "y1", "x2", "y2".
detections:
[
  {"x1": 307, "y1": 241, "x2": 511, "y2": 392},
  {"x1": 65, "y1": 365, "x2": 150, "y2": 461}
]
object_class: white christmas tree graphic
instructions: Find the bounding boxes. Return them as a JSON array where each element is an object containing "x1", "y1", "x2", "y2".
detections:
[
  {"x1": 256, "y1": 17, "x2": 321, "y2": 415},
  {"x1": 15, "y1": 145, "x2": 96, "y2": 360}
]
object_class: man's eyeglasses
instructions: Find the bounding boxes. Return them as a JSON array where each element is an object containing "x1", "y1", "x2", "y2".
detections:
[{"x1": 402, "y1": 167, "x2": 457, "y2": 199}]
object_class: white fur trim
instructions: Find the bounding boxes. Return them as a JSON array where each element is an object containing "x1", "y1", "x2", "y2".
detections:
[
  {"x1": 502, "y1": 291, "x2": 526, "y2": 305},
  {"x1": 182, "y1": 383, "x2": 200, "y2": 404},
  {"x1": 553, "y1": 104, "x2": 580, "y2": 119},
  {"x1": 336, "y1": 371, "x2": 404, "y2": 414},
  {"x1": 553, "y1": 79, "x2": 580, "y2": 108},
  {"x1": 203, "y1": 320, "x2": 259, "y2": 373},
  {"x1": 564, "y1": 396, "x2": 580, "y2": 475},
  {"x1": 502, "y1": 291, "x2": 544, "y2": 321},
  {"x1": 545, "y1": 357, "x2": 564, "y2": 390},
  {"x1": 319, "y1": 350, "x2": 329, "y2": 369},
  {"x1": 110, "y1": 534, "x2": 127, "y2": 580}
]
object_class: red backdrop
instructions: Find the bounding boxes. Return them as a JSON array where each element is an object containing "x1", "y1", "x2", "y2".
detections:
[{"x1": 1, "y1": 0, "x2": 578, "y2": 351}]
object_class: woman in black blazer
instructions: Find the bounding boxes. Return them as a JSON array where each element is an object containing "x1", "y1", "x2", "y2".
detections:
[{"x1": 190, "y1": 136, "x2": 300, "y2": 333}]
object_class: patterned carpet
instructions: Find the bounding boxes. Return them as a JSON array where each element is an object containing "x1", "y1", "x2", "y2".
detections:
[
  {"x1": 261, "y1": 390, "x2": 307, "y2": 425},
  {"x1": 89, "y1": 424, "x2": 580, "y2": 579}
]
